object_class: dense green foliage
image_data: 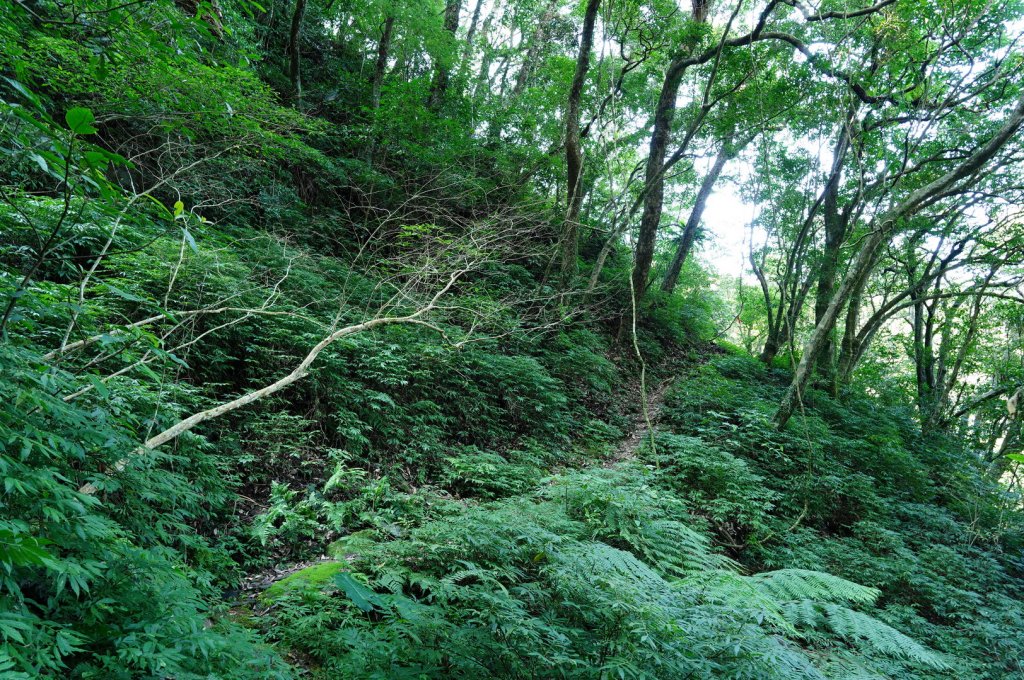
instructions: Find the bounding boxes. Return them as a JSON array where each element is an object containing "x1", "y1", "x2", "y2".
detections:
[{"x1": 2, "y1": 0, "x2": 1024, "y2": 677}]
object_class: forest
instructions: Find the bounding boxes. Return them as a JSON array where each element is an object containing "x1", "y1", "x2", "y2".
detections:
[{"x1": 3, "y1": 0, "x2": 1024, "y2": 677}]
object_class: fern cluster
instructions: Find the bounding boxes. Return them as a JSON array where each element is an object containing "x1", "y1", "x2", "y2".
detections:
[{"x1": 262, "y1": 466, "x2": 947, "y2": 678}]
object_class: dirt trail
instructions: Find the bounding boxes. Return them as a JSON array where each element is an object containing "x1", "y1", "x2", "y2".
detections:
[
  {"x1": 605, "y1": 376, "x2": 674, "y2": 466},
  {"x1": 241, "y1": 378, "x2": 680, "y2": 601},
  {"x1": 604, "y1": 342, "x2": 725, "y2": 465},
  {"x1": 238, "y1": 350, "x2": 714, "y2": 598}
]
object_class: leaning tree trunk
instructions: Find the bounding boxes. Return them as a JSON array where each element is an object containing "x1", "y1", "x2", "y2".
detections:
[
  {"x1": 561, "y1": 0, "x2": 601, "y2": 285},
  {"x1": 834, "y1": 236, "x2": 968, "y2": 389},
  {"x1": 661, "y1": 141, "x2": 731, "y2": 293},
  {"x1": 774, "y1": 229, "x2": 883, "y2": 428}
]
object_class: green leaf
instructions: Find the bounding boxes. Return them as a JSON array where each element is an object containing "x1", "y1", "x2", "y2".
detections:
[
  {"x1": 3, "y1": 77, "x2": 44, "y2": 110},
  {"x1": 65, "y1": 107, "x2": 97, "y2": 135},
  {"x1": 86, "y1": 375, "x2": 109, "y2": 399},
  {"x1": 182, "y1": 227, "x2": 198, "y2": 253},
  {"x1": 83, "y1": 150, "x2": 109, "y2": 169},
  {"x1": 333, "y1": 572, "x2": 380, "y2": 613},
  {"x1": 0, "y1": 530, "x2": 55, "y2": 568},
  {"x1": 102, "y1": 282, "x2": 147, "y2": 303},
  {"x1": 28, "y1": 153, "x2": 48, "y2": 173}
]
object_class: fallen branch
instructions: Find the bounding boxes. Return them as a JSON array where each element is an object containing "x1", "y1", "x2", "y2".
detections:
[{"x1": 79, "y1": 271, "x2": 463, "y2": 494}]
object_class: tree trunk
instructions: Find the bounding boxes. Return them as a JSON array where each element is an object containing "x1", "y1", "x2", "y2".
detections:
[
  {"x1": 428, "y1": 0, "x2": 462, "y2": 109},
  {"x1": 923, "y1": 272, "x2": 994, "y2": 428},
  {"x1": 760, "y1": 334, "x2": 783, "y2": 364},
  {"x1": 287, "y1": 0, "x2": 307, "y2": 103},
  {"x1": 826, "y1": 250, "x2": 873, "y2": 393},
  {"x1": 913, "y1": 293, "x2": 936, "y2": 415},
  {"x1": 750, "y1": 250, "x2": 781, "y2": 363},
  {"x1": 484, "y1": 2, "x2": 557, "y2": 145},
  {"x1": 464, "y1": 0, "x2": 483, "y2": 46},
  {"x1": 367, "y1": 15, "x2": 396, "y2": 165},
  {"x1": 471, "y1": 14, "x2": 496, "y2": 100},
  {"x1": 774, "y1": 229, "x2": 883, "y2": 427},
  {"x1": 813, "y1": 122, "x2": 853, "y2": 377},
  {"x1": 630, "y1": 2, "x2": 711, "y2": 301},
  {"x1": 561, "y1": 0, "x2": 601, "y2": 284},
  {"x1": 512, "y1": 2, "x2": 558, "y2": 97},
  {"x1": 458, "y1": 0, "x2": 485, "y2": 83},
  {"x1": 371, "y1": 16, "x2": 395, "y2": 111},
  {"x1": 835, "y1": 237, "x2": 968, "y2": 388},
  {"x1": 661, "y1": 141, "x2": 730, "y2": 294},
  {"x1": 631, "y1": 60, "x2": 687, "y2": 299}
]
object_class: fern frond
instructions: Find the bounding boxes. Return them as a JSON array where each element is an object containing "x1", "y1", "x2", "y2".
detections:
[
  {"x1": 778, "y1": 598, "x2": 820, "y2": 629},
  {"x1": 819, "y1": 603, "x2": 949, "y2": 670},
  {"x1": 778, "y1": 601, "x2": 949, "y2": 670},
  {"x1": 751, "y1": 569, "x2": 880, "y2": 605},
  {"x1": 376, "y1": 566, "x2": 408, "y2": 595},
  {"x1": 680, "y1": 569, "x2": 795, "y2": 633},
  {"x1": 635, "y1": 519, "x2": 734, "y2": 575},
  {"x1": 756, "y1": 636, "x2": 829, "y2": 680},
  {"x1": 546, "y1": 541, "x2": 680, "y2": 614}
]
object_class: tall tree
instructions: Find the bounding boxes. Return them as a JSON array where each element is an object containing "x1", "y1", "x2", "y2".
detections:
[
  {"x1": 812, "y1": 109, "x2": 858, "y2": 377},
  {"x1": 661, "y1": 137, "x2": 734, "y2": 293},
  {"x1": 367, "y1": 13, "x2": 397, "y2": 165},
  {"x1": 287, "y1": 0, "x2": 308, "y2": 102},
  {"x1": 630, "y1": 16, "x2": 708, "y2": 299},
  {"x1": 371, "y1": 15, "x2": 397, "y2": 112},
  {"x1": 630, "y1": 0, "x2": 783, "y2": 301},
  {"x1": 428, "y1": 0, "x2": 462, "y2": 108},
  {"x1": 562, "y1": 0, "x2": 602, "y2": 284}
]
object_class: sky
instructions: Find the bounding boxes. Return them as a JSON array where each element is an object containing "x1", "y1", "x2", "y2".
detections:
[{"x1": 702, "y1": 184, "x2": 758, "y2": 282}]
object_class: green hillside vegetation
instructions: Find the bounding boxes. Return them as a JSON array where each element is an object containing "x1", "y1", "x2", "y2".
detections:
[{"x1": 2, "y1": 0, "x2": 1024, "y2": 678}]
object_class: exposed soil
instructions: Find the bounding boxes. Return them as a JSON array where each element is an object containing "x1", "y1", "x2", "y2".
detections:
[{"x1": 605, "y1": 376, "x2": 674, "y2": 466}]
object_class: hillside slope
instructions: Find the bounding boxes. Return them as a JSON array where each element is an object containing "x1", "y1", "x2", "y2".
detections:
[
  {"x1": 253, "y1": 352, "x2": 1024, "y2": 679},
  {"x1": 2, "y1": 1, "x2": 1024, "y2": 678}
]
